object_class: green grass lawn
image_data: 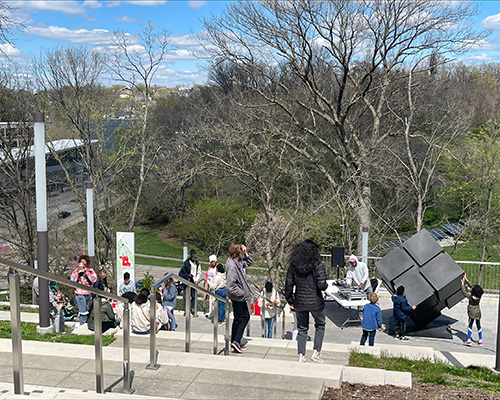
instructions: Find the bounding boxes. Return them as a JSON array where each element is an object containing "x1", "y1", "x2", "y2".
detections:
[
  {"x1": 350, "y1": 352, "x2": 500, "y2": 393},
  {"x1": 0, "y1": 321, "x2": 116, "y2": 346},
  {"x1": 135, "y1": 256, "x2": 182, "y2": 268},
  {"x1": 443, "y1": 240, "x2": 500, "y2": 262}
]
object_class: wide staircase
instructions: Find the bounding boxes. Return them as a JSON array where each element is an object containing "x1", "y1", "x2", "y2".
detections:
[{"x1": 0, "y1": 306, "x2": 419, "y2": 399}]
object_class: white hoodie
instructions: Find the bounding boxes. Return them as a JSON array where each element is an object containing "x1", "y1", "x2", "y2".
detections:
[{"x1": 345, "y1": 255, "x2": 370, "y2": 291}]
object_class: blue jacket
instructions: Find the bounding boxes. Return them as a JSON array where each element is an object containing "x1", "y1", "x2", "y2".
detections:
[
  {"x1": 361, "y1": 303, "x2": 382, "y2": 331},
  {"x1": 162, "y1": 284, "x2": 177, "y2": 309},
  {"x1": 392, "y1": 294, "x2": 412, "y2": 320}
]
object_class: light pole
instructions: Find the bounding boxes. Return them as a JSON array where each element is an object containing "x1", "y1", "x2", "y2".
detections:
[
  {"x1": 34, "y1": 112, "x2": 50, "y2": 331},
  {"x1": 86, "y1": 182, "x2": 95, "y2": 269}
]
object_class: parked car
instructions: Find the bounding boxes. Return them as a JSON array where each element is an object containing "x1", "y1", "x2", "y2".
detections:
[{"x1": 57, "y1": 210, "x2": 71, "y2": 219}]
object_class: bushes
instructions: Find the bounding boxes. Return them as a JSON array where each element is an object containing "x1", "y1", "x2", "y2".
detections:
[{"x1": 170, "y1": 197, "x2": 256, "y2": 254}]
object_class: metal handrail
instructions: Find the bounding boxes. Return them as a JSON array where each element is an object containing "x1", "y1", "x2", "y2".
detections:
[
  {"x1": 0, "y1": 256, "x2": 133, "y2": 395},
  {"x1": 145, "y1": 272, "x2": 230, "y2": 370}
]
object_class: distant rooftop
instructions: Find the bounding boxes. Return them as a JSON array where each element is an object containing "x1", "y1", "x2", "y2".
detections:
[{"x1": 0, "y1": 139, "x2": 97, "y2": 162}]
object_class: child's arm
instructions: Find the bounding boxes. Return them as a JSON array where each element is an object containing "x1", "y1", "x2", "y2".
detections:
[
  {"x1": 376, "y1": 306, "x2": 382, "y2": 330},
  {"x1": 461, "y1": 274, "x2": 472, "y2": 299}
]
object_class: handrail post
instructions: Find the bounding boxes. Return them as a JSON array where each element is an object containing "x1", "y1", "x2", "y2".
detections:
[
  {"x1": 213, "y1": 296, "x2": 218, "y2": 354},
  {"x1": 185, "y1": 286, "x2": 191, "y2": 352},
  {"x1": 9, "y1": 270, "x2": 23, "y2": 394},
  {"x1": 194, "y1": 286, "x2": 199, "y2": 317},
  {"x1": 94, "y1": 298, "x2": 103, "y2": 394},
  {"x1": 261, "y1": 298, "x2": 265, "y2": 338},
  {"x1": 225, "y1": 301, "x2": 230, "y2": 355},
  {"x1": 146, "y1": 291, "x2": 159, "y2": 369},
  {"x1": 246, "y1": 300, "x2": 251, "y2": 337},
  {"x1": 122, "y1": 301, "x2": 134, "y2": 393},
  {"x1": 273, "y1": 305, "x2": 277, "y2": 338},
  {"x1": 281, "y1": 306, "x2": 286, "y2": 339}
]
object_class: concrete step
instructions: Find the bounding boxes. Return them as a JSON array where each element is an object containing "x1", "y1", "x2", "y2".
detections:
[
  {"x1": 0, "y1": 382, "x2": 163, "y2": 399},
  {"x1": 0, "y1": 335, "x2": 411, "y2": 399}
]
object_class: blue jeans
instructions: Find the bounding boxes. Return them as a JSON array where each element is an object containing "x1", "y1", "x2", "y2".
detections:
[
  {"x1": 360, "y1": 329, "x2": 376, "y2": 346},
  {"x1": 265, "y1": 316, "x2": 275, "y2": 338},
  {"x1": 295, "y1": 308, "x2": 326, "y2": 355},
  {"x1": 215, "y1": 288, "x2": 226, "y2": 323},
  {"x1": 75, "y1": 294, "x2": 91, "y2": 324}
]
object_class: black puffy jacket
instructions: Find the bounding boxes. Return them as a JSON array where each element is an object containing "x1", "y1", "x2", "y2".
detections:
[{"x1": 285, "y1": 261, "x2": 328, "y2": 312}]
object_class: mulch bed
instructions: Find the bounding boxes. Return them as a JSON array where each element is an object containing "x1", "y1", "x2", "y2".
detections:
[{"x1": 322, "y1": 382, "x2": 500, "y2": 400}]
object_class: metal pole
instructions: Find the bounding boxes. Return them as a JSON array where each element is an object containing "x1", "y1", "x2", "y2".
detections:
[
  {"x1": 273, "y1": 305, "x2": 277, "y2": 338},
  {"x1": 86, "y1": 182, "x2": 95, "y2": 269},
  {"x1": 185, "y1": 286, "x2": 191, "y2": 352},
  {"x1": 213, "y1": 297, "x2": 218, "y2": 354},
  {"x1": 194, "y1": 286, "x2": 198, "y2": 317},
  {"x1": 122, "y1": 302, "x2": 134, "y2": 393},
  {"x1": 94, "y1": 298, "x2": 103, "y2": 394},
  {"x1": 182, "y1": 242, "x2": 188, "y2": 262},
  {"x1": 225, "y1": 301, "x2": 230, "y2": 355},
  {"x1": 261, "y1": 297, "x2": 265, "y2": 338},
  {"x1": 9, "y1": 270, "x2": 24, "y2": 394},
  {"x1": 34, "y1": 112, "x2": 49, "y2": 328},
  {"x1": 362, "y1": 227, "x2": 369, "y2": 266},
  {"x1": 146, "y1": 291, "x2": 159, "y2": 369},
  {"x1": 281, "y1": 307, "x2": 286, "y2": 339},
  {"x1": 495, "y1": 287, "x2": 500, "y2": 371},
  {"x1": 246, "y1": 300, "x2": 251, "y2": 337}
]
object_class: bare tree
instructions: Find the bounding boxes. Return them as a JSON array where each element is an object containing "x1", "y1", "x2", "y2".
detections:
[
  {"x1": 0, "y1": 67, "x2": 37, "y2": 267},
  {"x1": 34, "y1": 47, "x2": 132, "y2": 270},
  {"x1": 0, "y1": 1, "x2": 23, "y2": 60},
  {"x1": 383, "y1": 68, "x2": 471, "y2": 232},
  {"x1": 201, "y1": 0, "x2": 485, "y2": 253},
  {"x1": 107, "y1": 22, "x2": 174, "y2": 231},
  {"x1": 179, "y1": 82, "x2": 337, "y2": 282}
]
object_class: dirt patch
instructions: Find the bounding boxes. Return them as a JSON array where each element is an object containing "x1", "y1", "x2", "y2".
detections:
[{"x1": 322, "y1": 382, "x2": 500, "y2": 400}]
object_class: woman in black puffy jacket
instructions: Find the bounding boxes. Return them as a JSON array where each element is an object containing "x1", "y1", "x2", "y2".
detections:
[{"x1": 285, "y1": 239, "x2": 328, "y2": 363}]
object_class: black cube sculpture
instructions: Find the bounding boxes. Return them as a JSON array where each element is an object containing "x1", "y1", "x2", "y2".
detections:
[{"x1": 376, "y1": 229, "x2": 465, "y2": 326}]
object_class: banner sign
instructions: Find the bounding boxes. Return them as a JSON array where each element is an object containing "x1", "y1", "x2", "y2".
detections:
[{"x1": 116, "y1": 232, "x2": 135, "y2": 295}]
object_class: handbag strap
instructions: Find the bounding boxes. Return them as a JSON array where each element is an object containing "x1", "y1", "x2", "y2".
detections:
[{"x1": 141, "y1": 306, "x2": 150, "y2": 322}]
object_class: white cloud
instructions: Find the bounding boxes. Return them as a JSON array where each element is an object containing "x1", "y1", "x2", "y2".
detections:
[
  {"x1": 125, "y1": 0, "x2": 167, "y2": 6},
  {"x1": 24, "y1": 25, "x2": 115, "y2": 45},
  {"x1": 83, "y1": 0, "x2": 103, "y2": 9},
  {"x1": 482, "y1": 13, "x2": 500, "y2": 30},
  {"x1": 170, "y1": 34, "x2": 201, "y2": 47},
  {"x1": 14, "y1": 0, "x2": 88, "y2": 15},
  {"x1": 0, "y1": 44, "x2": 28, "y2": 62},
  {"x1": 188, "y1": 1, "x2": 207, "y2": 10},
  {"x1": 0, "y1": 44, "x2": 23, "y2": 57},
  {"x1": 460, "y1": 53, "x2": 499, "y2": 63},
  {"x1": 115, "y1": 16, "x2": 140, "y2": 23},
  {"x1": 164, "y1": 49, "x2": 197, "y2": 61}
]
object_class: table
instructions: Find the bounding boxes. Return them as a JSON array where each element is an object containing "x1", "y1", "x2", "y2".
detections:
[{"x1": 323, "y1": 280, "x2": 369, "y2": 329}]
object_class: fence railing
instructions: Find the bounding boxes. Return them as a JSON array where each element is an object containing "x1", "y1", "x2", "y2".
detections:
[
  {"x1": 320, "y1": 254, "x2": 500, "y2": 292},
  {"x1": 146, "y1": 272, "x2": 230, "y2": 370},
  {"x1": 0, "y1": 255, "x2": 133, "y2": 395}
]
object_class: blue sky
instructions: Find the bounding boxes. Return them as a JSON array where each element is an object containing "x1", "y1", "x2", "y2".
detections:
[{"x1": 3, "y1": 0, "x2": 500, "y2": 87}]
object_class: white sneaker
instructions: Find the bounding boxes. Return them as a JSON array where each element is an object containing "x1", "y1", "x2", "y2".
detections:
[
  {"x1": 311, "y1": 349, "x2": 324, "y2": 363},
  {"x1": 298, "y1": 353, "x2": 307, "y2": 363}
]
